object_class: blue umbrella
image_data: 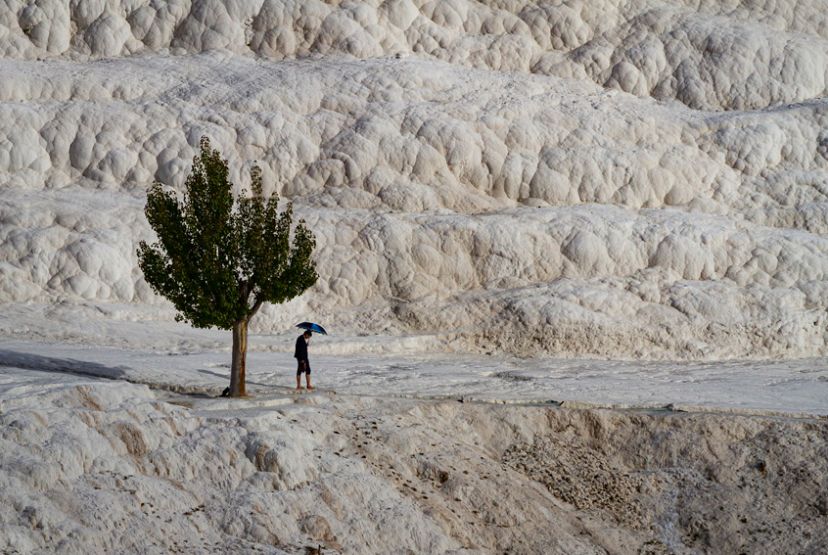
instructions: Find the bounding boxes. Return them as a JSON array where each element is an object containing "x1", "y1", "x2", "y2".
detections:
[{"x1": 296, "y1": 322, "x2": 328, "y2": 335}]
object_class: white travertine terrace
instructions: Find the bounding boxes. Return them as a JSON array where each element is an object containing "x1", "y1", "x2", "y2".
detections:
[
  {"x1": 3, "y1": 0, "x2": 828, "y2": 110},
  {"x1": 3, "y1": 5, "x2": 828, "y2": 554},
  {"x1": 1, "y1": 0, "x2": 828, "y2": 358},
  {"x1": 1, "y1": 367, "x2": 826, "y2": 554}
]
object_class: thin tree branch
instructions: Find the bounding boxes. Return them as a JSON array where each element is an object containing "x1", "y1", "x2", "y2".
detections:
[{"x1": 249, "y1": 296, "x2": 264, "y2": 318}]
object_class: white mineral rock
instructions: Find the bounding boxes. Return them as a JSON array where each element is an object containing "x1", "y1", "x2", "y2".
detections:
[
  {"x1": 1, "y1": 370, "x2": 825, "y2": 554},
  {"x1": 1, "y1": 1, "x2": 827, "y2": 360}
]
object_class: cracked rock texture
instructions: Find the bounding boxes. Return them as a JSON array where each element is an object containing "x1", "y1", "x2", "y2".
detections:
[
  {"x1": 1, "y1": 373, "x2": 826, "y2": 554},
  {"x1": 1, "y1": 1, "x2": 828, "y2": 359}
]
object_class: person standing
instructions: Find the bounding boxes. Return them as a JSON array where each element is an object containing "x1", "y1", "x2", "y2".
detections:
[{"x1": 294, "y1": 330, "x2": 313, "y2": 390}]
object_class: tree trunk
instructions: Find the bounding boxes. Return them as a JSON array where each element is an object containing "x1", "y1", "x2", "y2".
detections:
[{"x1": 230, "y1": 319, "x2": 248, "y2": 397}]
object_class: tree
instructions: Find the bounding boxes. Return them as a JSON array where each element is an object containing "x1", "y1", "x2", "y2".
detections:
[{"x1": 137, "y1": 137, "x2": 318, "y2": 397}]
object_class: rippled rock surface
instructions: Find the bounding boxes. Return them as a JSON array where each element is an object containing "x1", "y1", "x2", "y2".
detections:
[{"x1": 2, "y1": 1, "x2": 828, "y2": 359}]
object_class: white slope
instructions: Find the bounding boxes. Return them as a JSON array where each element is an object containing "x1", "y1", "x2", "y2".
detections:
[
  {"x1": 3, "y1": 0, "x2": 827, "y2": 111},
  {"x1": 2, "y1": 2, "x2": 828, "y2": 360},
  {"x1": 4, "y1": 3, "x2": 828, "y2": 554},
  {"x1": 1, "y1": 49, "x2": 827, "y2": 358},
  {"x1": 1, "y1": 365, "x2": 826, "y2": 554}
]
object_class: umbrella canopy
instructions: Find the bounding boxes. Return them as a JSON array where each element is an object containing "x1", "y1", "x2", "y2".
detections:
[{"x1": 295, "y1": 322, "x2": 328, "y2": 335}]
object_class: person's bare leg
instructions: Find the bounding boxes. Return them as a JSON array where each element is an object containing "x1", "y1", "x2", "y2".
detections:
[
  {"x1": 296, "y1": 373, "x2": 304, "y2": 390},
  {"x1": 306, "y1": 373, "x2": 314, "y2": 390}
]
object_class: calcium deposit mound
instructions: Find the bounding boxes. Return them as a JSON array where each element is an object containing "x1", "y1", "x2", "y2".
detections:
[
  {"x1": 2, "y1": 1, "x2": 828, "y2": 358},
  {"x1": 1, "y1": 373, "x2": 826, "y2": 554},
  {"x1": 2, "y1": 4, "x2": 828, "y2": 553}
]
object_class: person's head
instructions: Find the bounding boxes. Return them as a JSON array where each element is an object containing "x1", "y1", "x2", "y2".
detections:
[{"x1": 303, "y1": 330, "x2": 312, "y2": 340}]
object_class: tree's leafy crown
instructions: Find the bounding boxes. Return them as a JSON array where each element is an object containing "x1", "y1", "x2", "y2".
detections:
[{"x1": 138, "y1": 137, "x2": 318, "y2": 329}]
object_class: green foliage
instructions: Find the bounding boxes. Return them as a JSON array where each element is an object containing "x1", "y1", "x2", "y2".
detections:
[{"x1": 137, "y1": 137, "x2": 318, "y2": 329}]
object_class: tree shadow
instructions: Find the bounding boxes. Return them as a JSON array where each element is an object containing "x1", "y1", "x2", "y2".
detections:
[
  {"x1": 0, "y1": 349, "x2": 286, "y2": 394},
  {"x1": 0, "y1": 349, "x2": 130, "y2": 381}
]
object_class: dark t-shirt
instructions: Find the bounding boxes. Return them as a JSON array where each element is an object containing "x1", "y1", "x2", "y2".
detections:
[{"x1": 294, "y1": 335, "x2": 308, "y2": 361}]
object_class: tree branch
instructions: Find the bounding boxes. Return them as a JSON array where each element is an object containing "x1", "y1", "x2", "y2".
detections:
[
  {"x1": 249, "y1": 296, "x2": 265, "y2": 318},
  {"x1": 238, "y1": 279, "x2": 250, "y2": 305}
]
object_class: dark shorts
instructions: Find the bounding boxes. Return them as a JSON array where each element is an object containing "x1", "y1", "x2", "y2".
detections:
[{"x1": 297, "y1": 359, "x2": 311, "y2": 375}]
